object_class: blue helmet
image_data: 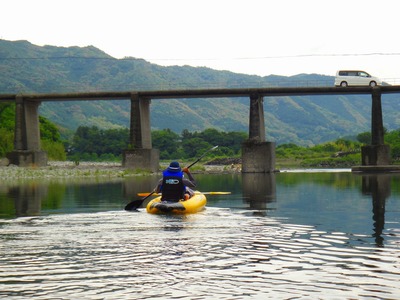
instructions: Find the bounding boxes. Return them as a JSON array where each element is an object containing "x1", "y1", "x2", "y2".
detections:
[{"x1": 167, "y1": 161, "x2": 181, "y2": 173}]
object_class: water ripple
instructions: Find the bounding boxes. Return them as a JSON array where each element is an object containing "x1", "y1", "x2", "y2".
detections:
[{"x1": 1, "y1": 209, "x2": 399, "y2": 299}]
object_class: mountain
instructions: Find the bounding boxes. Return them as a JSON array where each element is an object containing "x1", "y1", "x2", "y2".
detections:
[{"x1": 1, "y1": 39, "x2": 400, "y2": 146}]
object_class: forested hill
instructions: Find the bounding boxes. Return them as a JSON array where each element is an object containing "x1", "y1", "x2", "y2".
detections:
[{"x1": 1, "y1": 39, "x2": 400, "y2": 146}]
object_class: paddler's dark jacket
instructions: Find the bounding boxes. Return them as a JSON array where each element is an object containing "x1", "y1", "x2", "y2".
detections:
[{"x1": 155, "y1": 169, "x2": 196, "y2": 202}]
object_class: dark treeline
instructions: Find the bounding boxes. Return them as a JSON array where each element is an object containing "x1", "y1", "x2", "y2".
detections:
[
  {"x1": 67, "y1": 125, "x2": 400, "y2": 166},
  {"x1": 1, "y1": 102, "x2": 247, "y2": 162},
  {"x1": 2, "y1": 99, "x2": 400, "y2": 165},
  {"x1": 68, "y1": 126, "x2": 248, "y2": 161}
]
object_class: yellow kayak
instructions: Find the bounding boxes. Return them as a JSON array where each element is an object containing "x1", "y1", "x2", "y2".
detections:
[{"x1": 146, "y1": 192, "x2": 207, "y2": 214}]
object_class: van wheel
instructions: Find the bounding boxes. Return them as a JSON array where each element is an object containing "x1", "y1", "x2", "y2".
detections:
[
  {"x1": 369, "y1": 81, "x2": 377, "y2": 87},
  {"x1": 340, "y1": 81, "x2": 348, "y2": 87}
]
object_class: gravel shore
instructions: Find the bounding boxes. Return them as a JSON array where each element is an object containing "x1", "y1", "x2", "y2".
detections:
[{"x1": 0, "y1": 161, "x2": 238, "y2": 180}]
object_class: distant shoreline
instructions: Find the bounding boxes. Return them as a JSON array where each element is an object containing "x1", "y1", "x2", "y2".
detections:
[
  {"x1": 0, "y1": 160, "x2": 354, "y2": 181},
  {"x1": 0, "y1": 161, "x2": 240, "y2": 180}
]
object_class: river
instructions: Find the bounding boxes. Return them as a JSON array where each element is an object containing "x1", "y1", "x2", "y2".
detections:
[{"x1": 1, "y1": 170, "x2": 399, "y2": 299}]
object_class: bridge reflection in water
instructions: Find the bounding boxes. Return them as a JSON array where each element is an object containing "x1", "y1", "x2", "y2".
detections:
[
  {"x1": 1, "y1": 172, "x2": 399, "y2": 298},
  {"x1": 242, "y1": 173, "x2": 276, "y2": 212},
  {"x1": 1, "y1": 172, "x2": 396, "y2": 249},
  {"x1": 360, "y1": 173, "x2": 391, "y2": 247}
]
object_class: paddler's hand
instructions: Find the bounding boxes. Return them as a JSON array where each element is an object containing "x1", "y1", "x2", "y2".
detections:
[{"x1": 182, "y1": 167, "x2": 189, "y2": 173}]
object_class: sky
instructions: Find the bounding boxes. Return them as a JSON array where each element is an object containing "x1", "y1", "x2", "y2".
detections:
[{"x1": 2, "y1": 0, "x2": 400, "y2": 81}]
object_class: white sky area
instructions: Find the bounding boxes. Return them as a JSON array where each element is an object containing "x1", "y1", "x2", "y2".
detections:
[{"x1": 2, "y1": 0, "x2": 400, "y2": 80}]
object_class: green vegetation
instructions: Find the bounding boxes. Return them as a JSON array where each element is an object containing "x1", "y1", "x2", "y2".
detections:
[
  {"x1": 0, "y1": 128, "x2": 14, "y2": 158},
  {"x1": 0, "y1": 103, "x2": 66, "y2": 160},
  {"x1": 276, "y1": 140, "x2": 361, "y2": 168},
  {"x1": 68, "y1": 126, "x2": 247, "y2": 162},
  {"x1": 69, "y1": 126, "x2": 130, "y2": 161},
  {"x1": 0, "y1": 103, "x2": 15, "y2": 157},
  {"x1": 276, "y1": 130, "x2": 400, "y2": 168}
]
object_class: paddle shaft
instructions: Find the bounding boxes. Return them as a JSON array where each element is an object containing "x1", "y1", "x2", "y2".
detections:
[
  {"x1": 137, "y1": 191, "x2": 230, "y2": 197},
  {"x1": 186, "y1": 145, "x2": 218, "y2": 169}
]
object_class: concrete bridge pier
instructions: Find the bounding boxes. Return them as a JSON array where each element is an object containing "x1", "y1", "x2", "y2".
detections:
[
  {"x1": 241, "y1": 94, "x2": 276, "y2": 173},
  {"x1": 352, "y1": 87, "x2": 398, "y2": 172},
  {"x1": 122, "y1": 94, "x2": 159, "y2": 172},
  {"x1": 7, "y1": 96, "x2": 47, "y2": 167},
  {"x1": 362, "y1": 87, "x2": 391, "y2": 165}
]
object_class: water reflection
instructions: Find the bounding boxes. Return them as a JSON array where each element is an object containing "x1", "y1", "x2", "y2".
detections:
[
  {"x1": 1, "y1": 171, "x2": 400, "y2": 299},
  {"x1": 0, "y1": 173, "x2": 398, "y2": 242},
  {"x1": 242, "y1": 173, "x2": 276, "y2": 213},
  {"x1": 122, "y1": 176, "x2": 159, "y2": 203},
  {"x1": 360, "y1": 174, "x2": 391, "y2": 247},
  {"x1": 2, "y1": 172, "x2": 397, "y2": 249},
  {"x1": 0, "y1": 177, "x2": 164, "y2": 219},
  {"x1": 8, "y1": 183, "x2": 45, "y2": 217}
]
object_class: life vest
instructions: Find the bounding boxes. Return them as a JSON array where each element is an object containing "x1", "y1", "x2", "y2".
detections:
[{"x1": 160, "y1": 170, "x2": 185, "y2": 201}]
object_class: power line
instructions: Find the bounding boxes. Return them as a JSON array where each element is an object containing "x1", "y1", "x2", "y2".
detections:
[
  {"x1": 1, "y1": 52, "x2": 400, "y2": 61},
  {"x1": 0, "y1": 56, "x2": 116, "y2": 60},
  {"x1": 150, "y1": 52, "x2": 400, "y2": 61}
]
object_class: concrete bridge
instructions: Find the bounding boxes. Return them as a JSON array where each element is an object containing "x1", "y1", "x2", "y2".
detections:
[{"x1": 1, "y1": 85, "x2": 400, "y2": 172}]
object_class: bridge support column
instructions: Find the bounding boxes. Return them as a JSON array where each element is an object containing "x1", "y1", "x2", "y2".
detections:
[
  {"x1": 7, "y1": 96, "x2": 47, "y2": 167},
  {"x1": 242, "y1": 94, "x2": 276, "y2": 173},
  {"x1": 122, "y1": 94, "x2": 159, "y2": 172},
  {"x1": 352, "y1": 87, "x2": 399, "y2": 172}
]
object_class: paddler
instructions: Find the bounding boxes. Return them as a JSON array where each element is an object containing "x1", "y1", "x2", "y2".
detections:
[{"x1": 154, "y1": 161, "x2": 196, "y2": 202}]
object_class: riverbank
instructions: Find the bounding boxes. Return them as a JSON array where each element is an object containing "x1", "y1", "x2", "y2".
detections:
[
  {"x1": 0, "y1": 160, "x2": 356, "y2": 180},
  {"x1": 0, "y1": 161, "x2": 238, "y2": 180}
]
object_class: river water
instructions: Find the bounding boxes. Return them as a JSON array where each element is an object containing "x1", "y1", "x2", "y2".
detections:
[{"x1": 1, "y1": 170, "x2": 399, "y2": 299}]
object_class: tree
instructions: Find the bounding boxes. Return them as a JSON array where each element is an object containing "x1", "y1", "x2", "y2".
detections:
[
  {"x1": 70, "y1": 126, "x2": 129, "y2": 160},
  {"x1": 181, "y1": 138, "x2": 212, "y2": 159},
  {"x1": 40, "y1": 116, "x2": 62, "y2": 142},
  {"x1": 198, "y1": 128, "x2": 222, "y2": 147},
  {"x1": 72, "y1": 126, "x2": 100, "y2": 155},
  {"x1": 357, "y1": 132, "x2": 371, "y2": 145},
  {"x1": 152, "y1": 129, "x2": 180, "y2": 159},
  {"x1": 385, "y1": 129, "x2": 400, "y2": 160},
  {"x1": 0, "y1": 104, "x2": 66, "y2": 160},
  {"x1": 0, "y1": 128, "x2": 13, "y2": 157},
  {"x1": 0, "y1": 103, "x2": 15, "y2": 130}
]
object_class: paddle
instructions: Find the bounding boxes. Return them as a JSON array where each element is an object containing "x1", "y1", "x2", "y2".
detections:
[
  {"x1": 124, "y1": 190, "x2": 156, "y2": 211},
  {"x1": 186, "y1": 145, "x2": 218, "y2": 169},
  {"x1": 197, "y1": 191, "x2": 230, "y2": 195},
  {"x1": 137, "y1": 191, "x2": 231, "y2": 197},
  {"x1": 124, "y1": 145, "x2": 218, "y2": 211}
]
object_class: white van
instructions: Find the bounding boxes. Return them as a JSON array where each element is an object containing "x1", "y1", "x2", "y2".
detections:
[{"x1": 334, "y1": 70, "x2": 381, "y2": 87}]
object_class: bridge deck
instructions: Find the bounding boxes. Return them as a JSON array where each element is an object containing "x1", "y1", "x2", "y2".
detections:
[{"x1": 1, "y1": 86, "x2": 400, "y2": 102}]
